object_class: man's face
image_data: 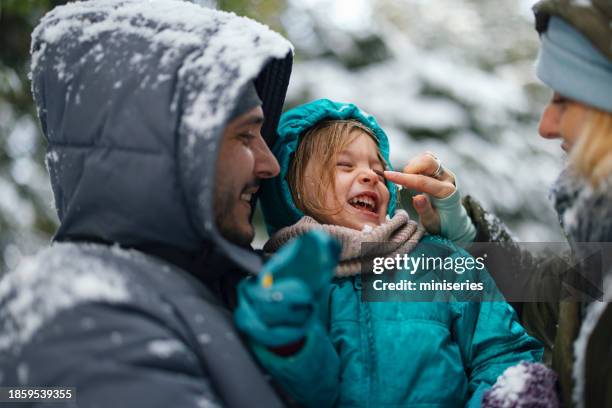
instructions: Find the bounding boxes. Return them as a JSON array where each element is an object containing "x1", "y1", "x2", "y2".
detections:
[
  {"x1": 214, "y1": 106, "x2": 280, "y2": 247},
  {"x1": 538, "y1": 92, "x2": 589, "y2": 153}
]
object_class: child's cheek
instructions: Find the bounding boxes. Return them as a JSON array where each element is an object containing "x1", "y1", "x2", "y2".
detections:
[
  {"x1": 379, "y1": 187, "x2": 390, "y2": 213},
  {"x1": 334, "y1": 172, "x2": 352, "y2": 200}
]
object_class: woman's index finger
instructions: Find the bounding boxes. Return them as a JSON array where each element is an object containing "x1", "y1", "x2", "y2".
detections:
[{"x1": 383, "y1": 171, "x2": 451, "y2": 198}]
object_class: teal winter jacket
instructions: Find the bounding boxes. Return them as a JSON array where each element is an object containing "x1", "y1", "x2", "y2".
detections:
[
  {"x1": 253, "y1": 236, "x2": 543, "y2": 407},
  {"x1": 257, "y1": 100, "x2": 543, "y2": 407}
]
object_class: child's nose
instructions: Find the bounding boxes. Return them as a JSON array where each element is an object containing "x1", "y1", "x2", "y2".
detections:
[{"x1": 358, "y1": 169, "x2": 378, "y2": 184}]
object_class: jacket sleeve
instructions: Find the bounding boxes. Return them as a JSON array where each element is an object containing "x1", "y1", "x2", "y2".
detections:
[
  {"x1": 462, "y1": 194, "x2": 570, "y2": 360},
  {"x1": 451, "y1": 257, "x2": 544, "y2": 408},
  {"x1": 13, "y1": 301, "x2": 224, "y2": 408},
  {"x1": 453, "y1": 300, "x2": 544, "y2": 408},
  {"x1": 250, "y1": 322, "x2": 340, "y2": 408}
]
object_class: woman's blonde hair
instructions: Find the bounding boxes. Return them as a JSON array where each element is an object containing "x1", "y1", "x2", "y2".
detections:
[
  {"x1": 286, "y1": 119, "x2": 385, "y2": 219},
  {"x1": 570, "y1": 108, "x2": 612, "y2": 187}
]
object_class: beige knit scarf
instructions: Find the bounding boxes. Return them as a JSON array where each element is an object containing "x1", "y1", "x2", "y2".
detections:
[{"x1": 264, "y1": 210, "x2": 425, "y2": 277}]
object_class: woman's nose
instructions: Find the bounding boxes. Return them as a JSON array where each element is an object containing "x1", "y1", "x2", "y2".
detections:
[{"x1": 538, "y1": 103, "x2": 561, "y2": 140}]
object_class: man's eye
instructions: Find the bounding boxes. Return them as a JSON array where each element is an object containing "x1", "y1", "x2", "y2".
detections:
[{"x1": 239, "y1": 133, "x2": 254, "y2": 144}]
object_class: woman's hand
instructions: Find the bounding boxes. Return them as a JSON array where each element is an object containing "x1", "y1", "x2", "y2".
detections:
[
  {"x1": 384, "y1": 152, "x2": 456, "y2": 234},
  {"x1": 384, "y1": 152, "x2": 476, "y2": 244}
]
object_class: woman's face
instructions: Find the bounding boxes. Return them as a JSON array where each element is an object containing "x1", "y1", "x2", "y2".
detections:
[
  {"x1": 539, "y1": 92, "x2": 589, "y2": 152},
  {"x1": 304, "y1": 131, "x2": 390, "y2": 230}
]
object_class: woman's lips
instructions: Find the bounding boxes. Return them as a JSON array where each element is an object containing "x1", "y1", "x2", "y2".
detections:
[{"x1": 561, "y1": 142, "x2": 570, "y2": 152}]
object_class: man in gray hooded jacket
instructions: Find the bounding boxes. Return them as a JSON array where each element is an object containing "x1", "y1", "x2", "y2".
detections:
[{"x1": 0, "y1": 1, "x2": 294, "y2": 407}]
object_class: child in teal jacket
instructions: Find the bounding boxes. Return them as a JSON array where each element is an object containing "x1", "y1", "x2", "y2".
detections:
[{"x1": 235, "y1": 99, "x2": 542, "y2": 407}]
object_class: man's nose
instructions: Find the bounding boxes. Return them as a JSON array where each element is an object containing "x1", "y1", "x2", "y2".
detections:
[
  {"x1": 538, "y1": 104, "x2": 561, "y2": 140},
  {"x1": 254, "y1": 137, "x2": 280, "y2": 179}
]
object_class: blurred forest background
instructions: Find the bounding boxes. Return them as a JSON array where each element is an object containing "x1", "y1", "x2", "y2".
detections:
[{"x1": 0, "y1": 0, "x2": 565, "y2": 271}]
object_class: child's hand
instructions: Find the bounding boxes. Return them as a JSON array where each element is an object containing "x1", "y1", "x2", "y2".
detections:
[
  {"x1": 261, "y1": 230, "x2": 341, "y2": 297},
  {"x1": 235, "y1": 276, "x2": 316, "y2": 347},
  {"x1": 384, "y1": 152, "x2": 476, "y2": 244},
  {"x1": 234, "y1": 231, "x2": 340, "y2": 348}
]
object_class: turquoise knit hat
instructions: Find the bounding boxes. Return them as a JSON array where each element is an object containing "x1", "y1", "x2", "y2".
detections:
[
  {"x1": 260, "y1": 99, "x2": 397, "y2": 235},
  {"x1": 536, "y1": 16, "x2": 612, "y2": 113}
]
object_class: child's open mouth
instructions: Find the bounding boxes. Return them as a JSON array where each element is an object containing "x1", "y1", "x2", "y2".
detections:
[{"x1": 348, "y1": 193, "x2": 378, "y2": 215}]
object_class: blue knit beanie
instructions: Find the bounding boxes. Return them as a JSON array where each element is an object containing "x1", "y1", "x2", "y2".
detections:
[{"x1": 536, "y1": 16, "x2": 612, "y2": 113}]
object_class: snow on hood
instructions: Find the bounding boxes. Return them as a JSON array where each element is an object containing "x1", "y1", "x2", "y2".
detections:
[{"x1": 30, "y1": 0, "x2": 293, "y2": 272}]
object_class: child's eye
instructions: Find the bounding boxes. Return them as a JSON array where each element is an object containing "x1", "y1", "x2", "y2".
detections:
[
  {"x1": 373, "y1": 169, "x2": 385, "y2": 181},
  {"x1": 337, "y1": 162, "x2": 353, "y2": 168}
]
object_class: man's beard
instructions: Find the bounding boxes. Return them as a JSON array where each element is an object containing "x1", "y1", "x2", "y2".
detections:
[{"x1": 213, "y1": 186, "x2": 253, "y2": 248}]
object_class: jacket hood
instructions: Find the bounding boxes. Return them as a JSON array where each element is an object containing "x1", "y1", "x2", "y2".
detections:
[
  {"x1": 30, "y1": 0, "x2": 293, "y2": 273},
  {"x1": 260, "y1": 99, "x2": 397, "y2": 235},
  {"x1": 534, "y1": 0, "x2": 612, "y2": 61}
]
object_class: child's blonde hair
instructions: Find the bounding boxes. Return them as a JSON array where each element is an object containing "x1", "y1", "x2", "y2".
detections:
[
  {"x1": 570, "y1": 108, "x2": 612, "y2": 187},
  {"x1": 287, "y1": 119, "x2": 385, "y2": 219}
]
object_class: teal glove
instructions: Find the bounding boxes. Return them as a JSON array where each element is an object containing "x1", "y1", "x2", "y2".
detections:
[
  {"x1": 430, "y1": 178, "x2": 476, "y2": 245},
  {"x1": 235, "y1": 278, "x2": 316, "y2": 347},
  {"x1": 235, "y1": 230, "x2": 340, "y2": 348}
]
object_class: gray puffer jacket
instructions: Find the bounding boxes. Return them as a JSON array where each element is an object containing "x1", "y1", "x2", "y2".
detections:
[{"x1": 0, "y1": 1, "x2": 292, "y2": 407}]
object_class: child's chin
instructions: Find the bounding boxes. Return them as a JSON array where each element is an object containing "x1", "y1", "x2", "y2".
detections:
[{"x1": 337, "y1": 209, "x2": 382, "y2": 230}]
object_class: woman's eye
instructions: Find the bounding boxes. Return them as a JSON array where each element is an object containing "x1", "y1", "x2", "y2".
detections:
[{"x1": 552, "y1": 96, "x2": 569, "y2": 112}]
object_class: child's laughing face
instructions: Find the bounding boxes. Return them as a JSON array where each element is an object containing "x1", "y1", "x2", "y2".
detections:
[{"x1": 306, "y1": 131, "x2": 390, "y2": 230}]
